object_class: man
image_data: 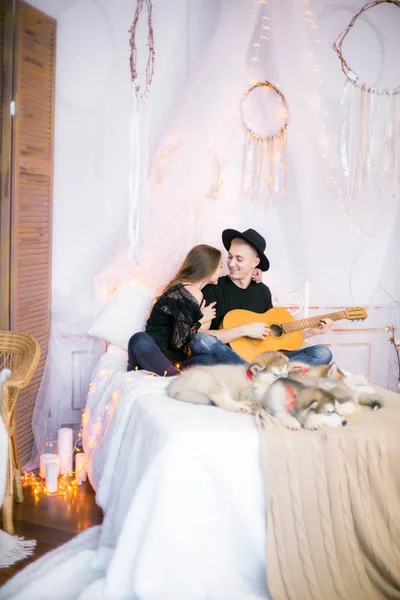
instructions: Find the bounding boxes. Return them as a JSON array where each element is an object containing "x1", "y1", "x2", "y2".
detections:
[{"x1": 196, "y1": 228, "x2": 333, "y2": 366}]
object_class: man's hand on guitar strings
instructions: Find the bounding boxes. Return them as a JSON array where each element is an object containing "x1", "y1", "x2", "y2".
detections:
[{"x1": 244, "y1": 322, "x2": 271, "y2": 340}]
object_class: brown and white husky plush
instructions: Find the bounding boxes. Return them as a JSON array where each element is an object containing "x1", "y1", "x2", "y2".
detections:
[{"x1": 167, "y1": 351, "x2": 289, "y2": 414}]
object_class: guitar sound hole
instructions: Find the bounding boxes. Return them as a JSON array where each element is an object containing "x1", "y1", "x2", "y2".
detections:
[{"x1": 270, "y1": 324, "x2": 284, "y2": 338}]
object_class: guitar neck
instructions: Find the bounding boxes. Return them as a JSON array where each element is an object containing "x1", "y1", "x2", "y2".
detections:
[{"x1": 282, "y1": 311, "x2": 347, "y2": 334}]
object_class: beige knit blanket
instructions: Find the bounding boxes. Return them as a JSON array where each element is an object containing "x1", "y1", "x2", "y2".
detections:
[{"x1": 256, "y1": 386, "x2": 400, "y2": 600}]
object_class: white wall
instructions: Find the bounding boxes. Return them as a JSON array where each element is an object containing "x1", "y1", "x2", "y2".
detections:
[
  {"x1": 29, "y1": 0, "x2": 220, "y2": 326},
  {"x1": 25, "y1": 0, "x2": 400, "y2": 447}
]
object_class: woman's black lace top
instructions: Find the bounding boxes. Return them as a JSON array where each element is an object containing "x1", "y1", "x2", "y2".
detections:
[{"x1": 145, "y1": 284, "x2": 203, "y2": 363}]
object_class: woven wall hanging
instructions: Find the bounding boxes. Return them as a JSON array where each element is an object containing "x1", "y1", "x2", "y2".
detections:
[
  {"x1": 333, "y1": 0, "x2": 400, "y2": 203},
  {"x1": 241, "y1": 81, "x2": 290, "y2": 206}
]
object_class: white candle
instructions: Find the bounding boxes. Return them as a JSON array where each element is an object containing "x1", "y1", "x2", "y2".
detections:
[
  {"x1": 58, "y1": 427, "x2": 73, "y2": 475},
  {"x1": 304, "y1": 281, "x2": 310, "y2": 319},
  {"x1": 40, "y1": 453, "x2": 60, "y2": 479},
  {"x1": 75, "y1": 452, "x2": 87, "y2": 485},
  {"x1": 45, "y1": 459, "x2": 60, "y2": 493}
]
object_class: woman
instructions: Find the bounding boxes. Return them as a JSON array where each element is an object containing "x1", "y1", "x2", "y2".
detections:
[{"x1": 127, "y1": 244, "x2": 244, "y2": 376}]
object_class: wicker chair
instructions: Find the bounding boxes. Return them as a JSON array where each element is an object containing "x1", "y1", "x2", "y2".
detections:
[{"x1": 0, "y1": 331, "x2": 41, "y2": 534}]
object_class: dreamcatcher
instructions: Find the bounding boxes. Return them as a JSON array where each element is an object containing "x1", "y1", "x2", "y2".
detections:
[
  {"x1": 128, "y1": 0, "x2": 155, "y2": 263},
  {"x1": 241, "y1": 81, "x2": 290, "y2": 206},
  {"x1": 333, "y1": 0, "x2": 400, "y2": 205}
]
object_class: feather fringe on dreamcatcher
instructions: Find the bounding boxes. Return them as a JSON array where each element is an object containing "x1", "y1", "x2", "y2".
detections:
[
  {"x1": 340, "y1": 79, "x2": 400, "y2": 200},
  {"x1": 128, "y1": 0, "x2": 155, "y2": 264},
  {"x1": 334, "y1": 0, "x2": 400, "y2": 203},
  {"x1": 241, "y1": 81, "x2": 289, "y2": 206}
]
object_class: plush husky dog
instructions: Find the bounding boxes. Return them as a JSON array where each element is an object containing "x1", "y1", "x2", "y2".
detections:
[
  {"x1": 288, "y1": 363, "x2": 382, "y2": 418},
  {"x1": 262, "y1": 377, "x2": 347, "y2": 430},
  {"x1": 262, "y1": 362, "x2": 382, "y2": 430},
  {"x1": 288, "y1": 361, "x2": 346, "y2": 380},
  {"x1": 167, "y1": 351, "x2": 289, "y2": 414}
]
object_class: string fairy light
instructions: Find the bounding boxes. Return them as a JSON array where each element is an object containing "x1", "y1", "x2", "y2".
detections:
[
  {"x1": 249, "y1": 0, "x2": 273, "y2": 83},
  {"x1": 21, "y1": 471, "x2": 78, "y2": 501},
  {"x1": 21, "y1": 428, "x2": 87, "y2": 500},
  {"x1": 241, "y1": 0, "x2": 290, "y2": 205},
  {"x1": 22, "y1": 361, "x2": 177, "y2": 501},
  {"x1": 303, "y1": 0, "x2": 399, "y2": 241}
]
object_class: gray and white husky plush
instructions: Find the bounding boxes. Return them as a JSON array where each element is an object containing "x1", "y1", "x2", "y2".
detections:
[
  {"x1": 167, "y1": 351, "x2": 289, "y2": 414},
  {"x1": 262, "y1": 363, "x2": 382, "y2": 430}
]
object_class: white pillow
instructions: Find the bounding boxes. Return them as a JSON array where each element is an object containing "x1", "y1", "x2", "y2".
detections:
[{"x1": 88, "y1": 281, "x2": 154, "y2": 350}]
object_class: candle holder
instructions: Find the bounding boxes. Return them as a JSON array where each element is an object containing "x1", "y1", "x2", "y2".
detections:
[{"x1": 39, "y1": 437, "x2": 58, "y2": 478}]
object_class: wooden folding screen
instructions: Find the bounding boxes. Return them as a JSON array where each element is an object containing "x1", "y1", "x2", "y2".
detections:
[{"x1": 0, "y1": 1, "x2": 56, "y2": 466}]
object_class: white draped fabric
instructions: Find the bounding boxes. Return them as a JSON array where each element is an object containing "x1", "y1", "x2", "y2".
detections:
[
  {"x1": 0, "y1": 347, "x2": 269, "y2": 600},
  {"x1": 24, "y1": 0, "x2": 400, "y2": 466}
]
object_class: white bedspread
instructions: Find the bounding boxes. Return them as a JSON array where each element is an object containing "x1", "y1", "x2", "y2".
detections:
[
  {"x1": 85, "y1": 346, "x2": 269, "y2": 599},
  {"x1": 0, "y1": 347, "x2": 269, "y2": 600}
]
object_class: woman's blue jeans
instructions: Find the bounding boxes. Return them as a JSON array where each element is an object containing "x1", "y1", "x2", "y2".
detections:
[{"x1": 127, "y1": 332, "x2": 244, "y2": 376}]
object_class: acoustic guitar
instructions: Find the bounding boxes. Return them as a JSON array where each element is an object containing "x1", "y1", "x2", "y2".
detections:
[{"x1": 222, "y1": 306, "x2": 368, "y2": 362}]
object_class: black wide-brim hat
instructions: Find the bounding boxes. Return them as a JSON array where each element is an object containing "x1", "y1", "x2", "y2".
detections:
[{"x1": 222, "y1": 228, "x2": 270, "y2": 272}]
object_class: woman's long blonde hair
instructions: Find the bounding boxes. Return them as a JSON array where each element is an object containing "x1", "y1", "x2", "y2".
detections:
[{"x1": 163, "y1": 244, "x2": 221, "y2": 294}]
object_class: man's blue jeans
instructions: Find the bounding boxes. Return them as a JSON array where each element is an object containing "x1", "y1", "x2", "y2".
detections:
[
  {"x1": 285, "y1": 344, "x2": 332, "y2": 366},
  {"x1": 191, "y1": 334, "x2": 332, "y2": 366}
]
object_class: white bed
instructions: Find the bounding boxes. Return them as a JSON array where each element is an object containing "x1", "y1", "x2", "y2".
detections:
[{"x1": 82, "y1": 344, "x2": 270, "y2": 600}]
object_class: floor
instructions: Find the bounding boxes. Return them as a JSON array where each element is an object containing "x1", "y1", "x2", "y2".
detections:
[{"x1": 0, "y1": 478, "x2": 103, "y2": 587}]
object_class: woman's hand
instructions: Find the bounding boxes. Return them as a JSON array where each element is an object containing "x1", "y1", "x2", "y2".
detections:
[
  {"x1": 199, "y1": 300, "x2": 217, "y2": 325},
  {"x1": 252, "y1": 268, "x2": 263, "y2": 284}
]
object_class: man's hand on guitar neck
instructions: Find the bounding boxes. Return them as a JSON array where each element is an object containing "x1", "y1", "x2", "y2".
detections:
[{"x1": 303, "y1": 318, "x2": 333, "y2": 339}]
